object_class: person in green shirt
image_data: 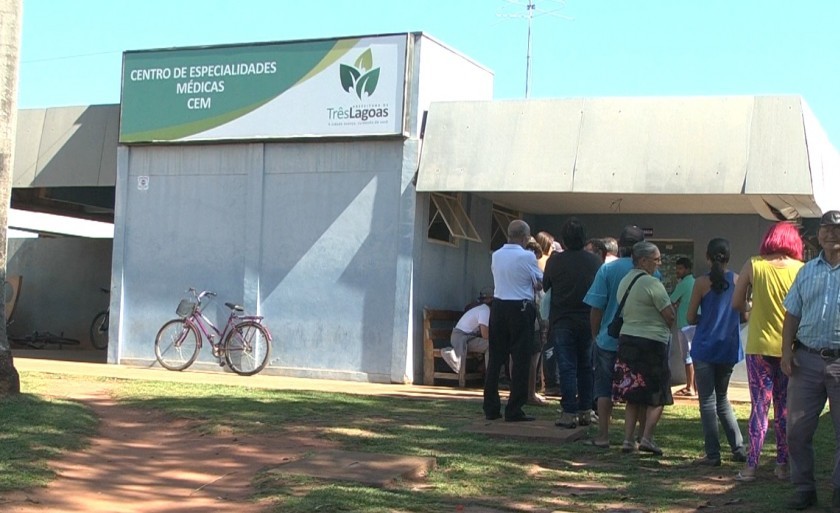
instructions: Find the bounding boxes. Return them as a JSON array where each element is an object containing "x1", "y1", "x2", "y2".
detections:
[{"x1": 671, "y1": 257, "x2": 696, "y2": 396}]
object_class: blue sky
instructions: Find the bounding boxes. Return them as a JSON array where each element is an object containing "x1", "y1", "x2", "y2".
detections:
[{"x1": 18, "y1": 0, "x2": 840, "y2": 144}]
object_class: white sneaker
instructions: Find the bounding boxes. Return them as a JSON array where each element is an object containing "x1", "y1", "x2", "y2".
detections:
[{"x1": 440, "y1": 347, "x2": 461, "y2": 373}]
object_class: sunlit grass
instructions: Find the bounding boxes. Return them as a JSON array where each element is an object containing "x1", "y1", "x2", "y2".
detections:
[
  {"x1": 0, "y1": 390, "x2": 97, "y2": 491},
  {"x1": 10, "y1": 372, "x2": 836, "y2": 512}
]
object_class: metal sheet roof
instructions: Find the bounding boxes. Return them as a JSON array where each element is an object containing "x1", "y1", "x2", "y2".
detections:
[
  {"x1": 417, "y1": 95, "x2": 839, "y2": 219},
  {"x1": 14, "y1": 104, "x2": 119, "y2": 188}
]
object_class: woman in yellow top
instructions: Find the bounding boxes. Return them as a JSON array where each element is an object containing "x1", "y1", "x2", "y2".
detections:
[{"x1": 732, "y1": 222, "x2": 804, "y2": 482}]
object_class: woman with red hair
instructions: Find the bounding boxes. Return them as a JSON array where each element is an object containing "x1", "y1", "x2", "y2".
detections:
[{"x1": 732, "y1": 222, "x2": 804, "y2": 482}]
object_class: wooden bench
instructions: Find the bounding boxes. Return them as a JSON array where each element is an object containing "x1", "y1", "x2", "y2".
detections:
[{"x1": 422, "y1": 307, "x2": 486, "y2": 388}]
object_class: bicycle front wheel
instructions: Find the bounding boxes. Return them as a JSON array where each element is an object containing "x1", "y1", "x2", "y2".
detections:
[
  {"x1": 224, "y1": 321, "x2": 271, "y2": 376},
  {"x1": 89, "y1": 310, "x2": 109, "y2": 350},
  {"x1": 154, "y1": 319, "x2": 200, "y2": 371}
]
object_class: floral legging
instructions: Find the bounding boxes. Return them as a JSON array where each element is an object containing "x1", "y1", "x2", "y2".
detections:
[{"x1": 746, "y1": 354, "x2": 788, "y2": 468}]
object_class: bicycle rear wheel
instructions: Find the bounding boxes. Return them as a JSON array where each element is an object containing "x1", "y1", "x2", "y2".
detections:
[
  {"x1": 154, "y1": 319, "x2": 200, "y2": 371},
  {"x1": 89, "y1": 310, "x2": 109, "y2": 350},
  {"x1": 224, "y1": 321, "x2": 271, "y2": 376}
]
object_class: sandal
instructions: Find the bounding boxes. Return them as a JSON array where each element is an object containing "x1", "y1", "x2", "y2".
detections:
[
  {"x1": 639, "y1": 437, "x2": 663, "y2": 456},
  {"x1": 674, "y1": 388, "x2": 697, "y2": 397},
  {"x1": 621, "y1": 439, "x2": 638, "y2": 453},
  {"x1": 582, "y1": 439, "x2": 610, "y2": 449},
  {"x1": 735, "y1": 468, "x2": 756, "y2": 482}
]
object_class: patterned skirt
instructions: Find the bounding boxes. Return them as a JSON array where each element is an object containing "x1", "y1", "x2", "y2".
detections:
[{"x1": 613, "y1": 334, "x2": 674, "y2": 407}]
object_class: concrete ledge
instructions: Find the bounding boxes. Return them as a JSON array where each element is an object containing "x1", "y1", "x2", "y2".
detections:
[
  {"x1": 466, "y1": 419, "x2": 588, "y2": 443},
  {"x1": 270, "y1": 450, "x2": 436, "y2": 487}
]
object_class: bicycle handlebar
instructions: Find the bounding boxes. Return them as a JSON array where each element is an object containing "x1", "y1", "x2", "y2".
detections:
[{"x1": 187, "y1": 288, "x2": 218, "y2": 303}]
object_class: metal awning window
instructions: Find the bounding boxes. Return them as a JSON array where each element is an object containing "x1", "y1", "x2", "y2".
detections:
[
  {"x1": 491, "y1": 205, "x2": 519, "y2": 251},
  {"x1": 428, "y1": 193, "x2": 481, "y2": 245}
]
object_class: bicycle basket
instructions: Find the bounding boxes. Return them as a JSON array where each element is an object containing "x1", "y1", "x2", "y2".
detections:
[{"x1": 175, "y1": 299, "x2": 197, "y2": 318}]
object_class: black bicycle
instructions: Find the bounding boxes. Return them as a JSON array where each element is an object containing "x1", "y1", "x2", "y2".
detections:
[
  {"x1": 89, "y1": 287, "x2": 109, "y2": 350},
  {"x1": 11, "y1": 331, "x2": 80, "y2": 349}
]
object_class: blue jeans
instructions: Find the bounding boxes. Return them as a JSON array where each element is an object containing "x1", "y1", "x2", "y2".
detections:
[
  {"x1": 694, "y1": 359, "x2": 744, "y2": 460},
  {"x1": 552, "y1": 321, "x2": 594, "y2": 414}
]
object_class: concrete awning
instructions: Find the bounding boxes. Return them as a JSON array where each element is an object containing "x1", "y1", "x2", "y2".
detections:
[
  {"x1": 14, "y1": 104, "x2": 119, "y2": 188},
  {"x1": 417, "y1": 95, "x2": 840, "y2": 219}
]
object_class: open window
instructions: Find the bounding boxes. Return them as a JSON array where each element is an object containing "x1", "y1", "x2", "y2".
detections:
[
  {"x1": 490, "y1": 205, "x2": 520, "y2": 251},
  {"x1": 427, "y1": 193, "x2": 481, "y2": 245}
]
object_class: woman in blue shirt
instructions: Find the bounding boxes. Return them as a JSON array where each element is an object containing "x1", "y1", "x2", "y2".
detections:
[{"x1": 686, "y1": 238, "x2": 747, "y2": 466}]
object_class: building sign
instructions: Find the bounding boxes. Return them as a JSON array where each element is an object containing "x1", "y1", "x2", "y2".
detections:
[{"x1": 119, "y1": 35, "x2": 407, "y2": 143}]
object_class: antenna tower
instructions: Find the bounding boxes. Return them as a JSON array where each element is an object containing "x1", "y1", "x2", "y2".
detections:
[{"x1": 498, "y1": 0, "x2": 571, "y2": 98}]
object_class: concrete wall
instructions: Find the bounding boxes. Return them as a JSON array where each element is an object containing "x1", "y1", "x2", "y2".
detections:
[{"x1": 7, "y1": 238, "x2": 112, "y2": 347}]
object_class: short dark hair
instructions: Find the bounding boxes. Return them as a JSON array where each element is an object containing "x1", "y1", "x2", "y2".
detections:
[
  {"x1": 560, "y1": 217, "x2": 587, "y2": 251},
  {"x1": 676, "y1": 257, "x2": 692, "y2": 270},
  {"x1": 585, "y1": 238, "x2": 607, "y2": 261}
]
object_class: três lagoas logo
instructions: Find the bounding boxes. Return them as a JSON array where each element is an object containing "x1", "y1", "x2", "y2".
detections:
[
  {"x1": 328, "y1": 47, "x2": 390, "y2": 126},
  {"x1": 339, "y1": 49, "x2": 380, "y2": 99}
]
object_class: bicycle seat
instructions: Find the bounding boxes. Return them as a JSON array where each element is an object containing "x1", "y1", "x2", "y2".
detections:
[{"x1": 225, "y1": 302, "x2": 244, "y2": 312}]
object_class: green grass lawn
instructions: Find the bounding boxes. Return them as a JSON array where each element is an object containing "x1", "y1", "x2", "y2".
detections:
[
  {"x1": 5, "y1": 372, "x2": 837, "y2": 512},
  {"x1": 0, "y1": 390, "x2": 96, "y2": 491}
]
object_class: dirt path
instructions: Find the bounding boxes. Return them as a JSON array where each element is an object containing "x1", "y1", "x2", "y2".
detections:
[{"x1": 1, "y1": 383, "x2": 335, "y2": 512}]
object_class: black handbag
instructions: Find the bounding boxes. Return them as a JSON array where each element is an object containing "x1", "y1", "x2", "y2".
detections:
[{"x1": 607, "y1": 273, "x2": 645, "y2": 338}]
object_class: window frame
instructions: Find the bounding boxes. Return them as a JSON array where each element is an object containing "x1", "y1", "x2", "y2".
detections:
[
  {"x1": 427, "y1": 192, "x2": 482, "y2": 246},
  {"x1": 490, "y1": 205, "x2": 520, "y2": 251}
]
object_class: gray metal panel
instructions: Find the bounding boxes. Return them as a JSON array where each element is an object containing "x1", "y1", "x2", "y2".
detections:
[
  {"x1": 265, "y1": 140, "x2": 401, "y2": 175},
  {"x1": 417, "y1": 99, "x2": 582, "y2": 192},
  {"x1": 30, "y1": 105, "x2": 119, "y2": 187},
  {"x1": 117, "y1": 145, "x2": 256, "y2": 363},
  {"x1": 744, "y1": 96, "x2": 812, "y2": 195},
  {"x1": 12, "y1": 108, "x2": 45, "y2": 187},
  {"x1": 259, "y1": 141, "x2": 405, "y2": 379},
  {"x1": 573, "y1": 96, "x2": 753, "y2": 194},
  {"x1": 98, "y1": 107, "x2": 120, "y2": 186},
  {"x1": 127, "y1": 144, "x2": 251, "y2": 177}
]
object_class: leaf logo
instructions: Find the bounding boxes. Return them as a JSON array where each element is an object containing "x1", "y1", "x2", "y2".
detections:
[{"x1": 339, "y1": 48, "x2": 380, "y2": 100}]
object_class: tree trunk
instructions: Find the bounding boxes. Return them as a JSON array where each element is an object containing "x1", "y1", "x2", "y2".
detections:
[{"x1": 0, "y1": 0, "x2": 22, "y2": 397}]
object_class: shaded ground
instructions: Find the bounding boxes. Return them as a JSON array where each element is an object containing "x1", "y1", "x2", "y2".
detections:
[
  {"x1": 1, "y1": 361, "x2": 764, "y2": 513},
  {"x1": 0, "y1": 381, "x2": 336, "y2": 512}
]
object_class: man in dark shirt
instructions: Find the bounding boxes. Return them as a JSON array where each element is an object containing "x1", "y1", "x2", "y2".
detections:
[{"x1": 544, "y1": 217, "x2": 603, "y2": 428}]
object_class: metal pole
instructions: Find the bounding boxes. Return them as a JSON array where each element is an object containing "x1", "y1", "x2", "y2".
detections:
[{"x1": 525, "y1": 0, "x2": 534, "y2": 98}]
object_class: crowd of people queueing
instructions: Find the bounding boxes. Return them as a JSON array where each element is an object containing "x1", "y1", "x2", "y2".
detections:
[{"x1": 449, "y1": 212, "x2": 840, "y2": 511}]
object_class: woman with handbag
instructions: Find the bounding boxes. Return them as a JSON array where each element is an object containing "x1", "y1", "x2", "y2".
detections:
[{"x1": 613, "y1": 241, "x2": 675, "y2": 456}]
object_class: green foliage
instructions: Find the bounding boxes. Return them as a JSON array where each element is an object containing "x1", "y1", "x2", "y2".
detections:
[{"x1": 0, "y1": 393, "x2": 97, "y2": 491}]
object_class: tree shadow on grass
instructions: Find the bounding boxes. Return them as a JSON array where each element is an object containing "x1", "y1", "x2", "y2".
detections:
[
  {"x1": 1, "y1": 393, "x2": 97, "y2": 491},
  {"x1": 79, "y1": 382, "x2": 840, "y2": 512}
]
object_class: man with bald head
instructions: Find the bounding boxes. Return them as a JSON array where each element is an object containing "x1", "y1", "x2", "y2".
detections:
[{"x1": 485, "y1": 220, "x2": 544, "y2": 422}]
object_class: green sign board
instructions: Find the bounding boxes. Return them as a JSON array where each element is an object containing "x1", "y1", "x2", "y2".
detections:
[{"x1": 120, "y1": 35, "x2": 407, "y2": 143}]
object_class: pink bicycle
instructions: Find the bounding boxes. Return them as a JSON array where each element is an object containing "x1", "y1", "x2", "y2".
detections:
[{"x1": 154, "y1": 288, "x2": 272, "y2": 376}]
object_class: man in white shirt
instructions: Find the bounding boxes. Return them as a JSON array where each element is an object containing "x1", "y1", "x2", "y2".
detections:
[
  {"x1": 484, "y1": 220, "x2": 544, "y2": 422},
  {"x1": 441, "y1": 293, "x2": 492, "y2": 373}
]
